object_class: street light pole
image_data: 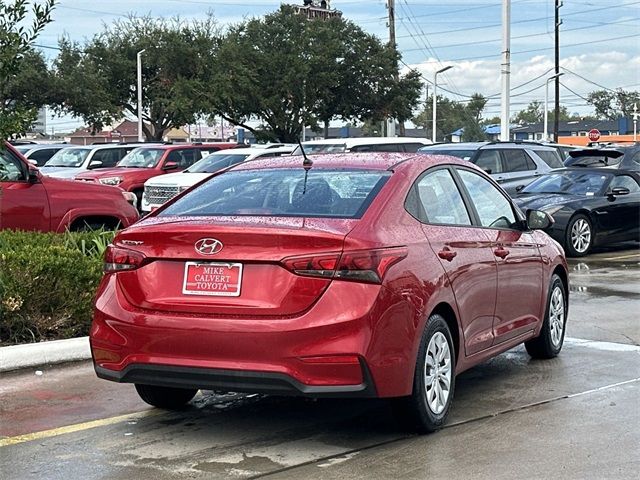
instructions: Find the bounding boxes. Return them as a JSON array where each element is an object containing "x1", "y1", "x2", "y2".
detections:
[
  {"x1": 432, "y1": 65, "x2": 453, "y2": 143},
  {"x1": 137, "y1": 49, "x2": 146, "y2": 142},
  {"x1": 633, "y1": 103, "x2": 638, "y2": 142},
  {"x1": 500, "y1": 0, "x2": 511, "y2": 141},
  {"x1": 544, "y1": 72, "x2": 564, "y2": 141}
]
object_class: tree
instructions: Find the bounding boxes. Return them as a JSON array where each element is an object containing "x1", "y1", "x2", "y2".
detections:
[
  {"x1": 413, "y1": 93, "x2": 487, "y2": 141},
  {"x1": 0, "y1": 0, "x2": 56, "y2": 141},
  {"x1": 208, "y1": 6, "x2": 422, "y2": 142},
  {"x1": 55, "y1": 16, "x2": 220, "y2": 141},
  {"x1": 587, "y1": 89, "x2": 640, "y2": 120},
  {"x1": 513, "y1": 100, "x2": 543, "y2": 124}
]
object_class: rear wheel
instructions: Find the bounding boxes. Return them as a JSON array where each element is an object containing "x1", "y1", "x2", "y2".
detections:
[
  {"x1": 525, "y1": 274, "x2": 567, "y2": 359},
  {"x1": 392, "y1": 314, "x2": 455, "y2": 433},
  {"x1": 134, "y1": 384, "x2": 198, "y2": 410},
  {"x1": 565, "y1": 214, "x2": 593, "y2": 257}
]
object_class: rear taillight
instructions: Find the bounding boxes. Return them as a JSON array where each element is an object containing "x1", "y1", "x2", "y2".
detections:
[
  {"x1": 282, "y1": 247, "x2": 407, "y2": 284},
  {"x1": 104, "y1": 244, "x2": 146, "y2": 273}
]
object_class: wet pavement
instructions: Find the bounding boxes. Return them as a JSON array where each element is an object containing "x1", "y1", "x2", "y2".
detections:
[{"x1": 1, "y1": 244, "x2": 638, "y2": 479}]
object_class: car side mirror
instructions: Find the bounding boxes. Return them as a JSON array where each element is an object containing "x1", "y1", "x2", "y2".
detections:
[
  {"x1": 162, "y1": 161, "x2": 179, "y2": 171},
  {"x1": 28, "y1": 169, "x2": 40, "y2": 184},
  {"x1": 515, "y1": 184, "x2": 525, "y2": 192},
  {"x1": 608, "y1": 187, "x2": 630, "y2": 198},
  {"x1": 526, "y1": 209, "x2": 554, "y2": 230},
  {"x1": 89, "y1": 160, "x2": 103, "y2": 169}
]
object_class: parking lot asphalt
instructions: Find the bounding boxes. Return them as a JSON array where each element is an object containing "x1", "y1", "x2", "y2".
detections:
[{"x1": 1, "y1": 244, "x2": 638, "y2": 479}]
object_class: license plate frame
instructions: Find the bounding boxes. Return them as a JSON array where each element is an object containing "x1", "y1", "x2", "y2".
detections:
[{"x1": 182, "y1": 262, "x2": 243, "y2": 297}]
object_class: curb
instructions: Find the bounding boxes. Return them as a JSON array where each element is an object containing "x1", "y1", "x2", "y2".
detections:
[{"x1": 0, "y1": 336, "x2": 91, "y2": 373}]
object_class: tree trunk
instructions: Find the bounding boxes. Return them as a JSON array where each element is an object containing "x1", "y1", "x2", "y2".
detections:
[
  {"x1": 398, "y1": 121, "x2": 406, "y2": 136},
  {"x1": 323, "y1": 120, "x2": 329, "y2": 139}
]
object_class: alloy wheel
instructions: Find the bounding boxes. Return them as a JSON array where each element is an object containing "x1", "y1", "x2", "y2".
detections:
[
  {"x1": 549, "y1": 286, "x2": 565, "y2": 348},
  {"x1": 571, "y1": 218, "x2": 591, "y2": 253},
  {"x1": 424, "y1": 331, "x2": 452, "y2": 415}
]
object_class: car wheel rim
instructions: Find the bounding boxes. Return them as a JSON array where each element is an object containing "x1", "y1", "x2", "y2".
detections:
[
  {"x1": 549, "y1": 286, "x2": 565, "y2": 348},
  {"x1": 570, "y1": 219, "x2": 591, "y2": 253},
  {"x1": 424, "y1": 331, "x2": 452, "y2": 415}
]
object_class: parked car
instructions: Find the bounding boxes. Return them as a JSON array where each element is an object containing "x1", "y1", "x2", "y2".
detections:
[
  {"x1": 75, "y1": 143, "x2": 237, "y2": 209},
  {"x1": 91, "y1": 152, "x2": 567, "y2": 433},
  {"x1": 141, "y1": 146, "x2": 295, "y2": 212},
  {"x1": 563, "y1": 144, "x2": 640, "y2": 171},
  {"x1": 12, "y1": 143, "x2": 69, "y2": 167},
  {"x1": 514, "y1": 168, "x2": 640, "y2": 256},
  {"x1": 41, "y1": 143, "x2": 151, "y2": 179},
  {"x1": 292, "y1": 137, "x2": 432, "y2": 155},
  {"x1": 0, "y1": 142, "x2": 138, "y2": 232},
  {"x1": 468, "y1": 141, "x2": 565, "y2": 195}
]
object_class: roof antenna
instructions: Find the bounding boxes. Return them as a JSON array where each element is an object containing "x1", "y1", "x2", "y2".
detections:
[{"x1": 298, "y1": 139, "x2": 313, "y2": 194}]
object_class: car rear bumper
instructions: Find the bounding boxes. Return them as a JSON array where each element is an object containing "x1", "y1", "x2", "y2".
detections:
[
  {"x1": 90, "y1": 275, "x2": 417, "y2": 398},
  {"x1": 94, "y1": 362, "x2": 377, "y2": 397}
]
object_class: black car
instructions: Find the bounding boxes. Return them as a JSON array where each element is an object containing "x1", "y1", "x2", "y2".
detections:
[
  {"x1": 514, "y1": 168, "x2": 640, "y2": 256},
  {"x1": 564, "y1": 144, "x2": 640, "y2": 171}
]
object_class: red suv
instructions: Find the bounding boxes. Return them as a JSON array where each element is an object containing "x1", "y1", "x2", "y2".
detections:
[
  {"x1": 0, "y1": 143, "x2": 138, "y2": 232},
  {"x1": 75, "y1": 143, "x2": 237, "y2": 207},
  {"x1": 90, "y1": 153, "x2": 568, "y2": 432}
]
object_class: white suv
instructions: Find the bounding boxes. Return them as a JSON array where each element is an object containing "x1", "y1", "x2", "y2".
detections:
[
  {"x1": 41, "y1": 143, "x2": 152, "y2": 179},
  {"x1": 142, "y1": 146, "x2": 294, "y2": 212}
]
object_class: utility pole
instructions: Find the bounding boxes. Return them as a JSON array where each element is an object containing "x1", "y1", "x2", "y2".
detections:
[
  {"x1": 633, "y1": 103, "x2": 638, "y2": 141},
  {"x1": 387, "y1": 0, "x2": 404, "y2": 136},
  {"x1": 500, "y1": 0, "x2": 511, "y2": 141},
  {"x1": 554, "y1": 0, "x2": 562, "y2": 142},
  {"x1": 137, "y1": 49, "x2": 146, "y2": 142}
]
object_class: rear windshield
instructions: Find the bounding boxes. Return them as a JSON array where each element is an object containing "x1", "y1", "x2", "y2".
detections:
[
  {"x1": 159, "y1": 169, "x2": 390, "y2": 218},
  {"x1": 567, "y1": 155, "x2": 622, "y2": 167}
]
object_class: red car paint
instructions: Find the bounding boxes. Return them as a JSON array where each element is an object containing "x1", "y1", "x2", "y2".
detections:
[
  {"x1": 0, "y1": 142, "x2": 139, "y2": 232},
  {"x1": 90, "y1": 153, "x2": 567, "y2": 397},
  {"x1": 74, "y1": 143, "x2": 238, "y2": 194}
]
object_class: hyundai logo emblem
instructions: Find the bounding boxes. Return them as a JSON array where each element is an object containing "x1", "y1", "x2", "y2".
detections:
[{"x1": 195, "y1": 238, "x2": 223, "y2": 255}]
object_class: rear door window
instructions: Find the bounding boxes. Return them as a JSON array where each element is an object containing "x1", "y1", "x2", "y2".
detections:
[
  {"x1": 535, "y1": 150, "x2": 564, "y2": 169},
  {"x1": 501, "y1": 149, "x2": 535, "y2": 172},
  {"x1": 159, "y1": 169, "x2": 390, "y2": 218},
  {"x1": 408, "y1": 168, "x2": 471, "y2": 225},
  {"x1": 474, "y1": 150, "x2": 503, "y2": 174},
  {"x1": 402, "y1": 143, "x2": 427, "y2": 153}
]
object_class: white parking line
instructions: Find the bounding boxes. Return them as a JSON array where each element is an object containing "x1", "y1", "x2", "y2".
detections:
[{"x1": 565, "y1": 337, "x2": 640, "y2": 352}]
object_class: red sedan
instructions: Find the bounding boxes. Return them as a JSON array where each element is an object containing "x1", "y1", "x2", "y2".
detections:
[{"x1": 90, "y1": 153, "x2": 568, "y2": 432}]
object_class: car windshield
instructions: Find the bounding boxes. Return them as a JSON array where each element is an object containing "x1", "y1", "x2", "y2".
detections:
[
  {"x1": 118, "y1": 148, "x2": 165, "y2": 168},
  {"x1": 44, "y1": 148, "x2": 91, "y2": 167},
  {"x1": 159, "y1": 168, "x2": 390, "y2": 218},
  {"x1": 420, "y1": 149, "x2": 477, "y2": 160},
  {"x1": 186, "y1": 154, "x2": 250, "y2": 173},
  {"x1": 522, "y1": 171, "x2": 612, "y2": 196}
]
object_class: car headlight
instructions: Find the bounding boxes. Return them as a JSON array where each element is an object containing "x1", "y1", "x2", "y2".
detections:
[
  {"x1": 541, "y1": 205, "x2": 564, "y2": 216},
  {"x1": 99, "y1": 176, "x2": 123, "y2": 186}
]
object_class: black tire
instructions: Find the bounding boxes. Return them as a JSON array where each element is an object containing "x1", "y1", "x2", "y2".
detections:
[
  {"x1": 525, "y1": 274, "x2": 567, "y2": 359},
  {"x1": 392, "y1": 314, "x2": 456, "y2": 433},
  {"x1": 134, "y1": 384, "x2": 198, "y2": 410},
  {"x1": 565, "y1": 213, "x2": 593, "y2": 257}
]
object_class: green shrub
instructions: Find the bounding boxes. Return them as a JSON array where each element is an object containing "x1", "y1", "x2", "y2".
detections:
[{"x1": 0, "y1": 229, "x2": 115, "y2": 345}]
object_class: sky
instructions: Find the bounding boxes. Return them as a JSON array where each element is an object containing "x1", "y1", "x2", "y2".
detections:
[{"x1": 33, "y1": 0, "x2": 640, "y2": 132}]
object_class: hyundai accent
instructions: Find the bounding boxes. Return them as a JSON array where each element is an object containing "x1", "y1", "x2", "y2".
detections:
[{"x1": 90, "y1": 153, "x2": 568, "y2": 432}]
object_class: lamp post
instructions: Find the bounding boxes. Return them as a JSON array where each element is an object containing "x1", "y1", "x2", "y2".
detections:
[
  {"x1": 633, "y1": 103, "x2": 638, "y2": 142},
  {"x1": 544, "y1": 72, "x2": 564, "y2": 141},
  {"x1": 137, "y1": 49, "x2": 146, "y2": 142},
  {"x1": 432, "y1": 65, "x2": 453, "y2": 143}
]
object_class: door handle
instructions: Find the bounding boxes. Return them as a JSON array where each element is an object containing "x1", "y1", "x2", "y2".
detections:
[
  {"x1": 494, "y1": 246, "x2": 510, "y2": 259},
  {"x1": 438, "y1": 247, "x2": 457, "y2": 262}
]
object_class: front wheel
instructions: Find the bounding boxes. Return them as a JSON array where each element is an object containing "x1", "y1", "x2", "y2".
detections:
[
  {"x1": 565, "y1": 214, "x2": 593, "y2": 257},
  {"x1": 392, "y1": 314, "x2": 455, "y2": 433},
  {"x1": 135, "y1": 384, "x2": 198, "y2": 410},
  {"x1": 525, "y1": 274, "x2": 567, "y2": 359}
]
